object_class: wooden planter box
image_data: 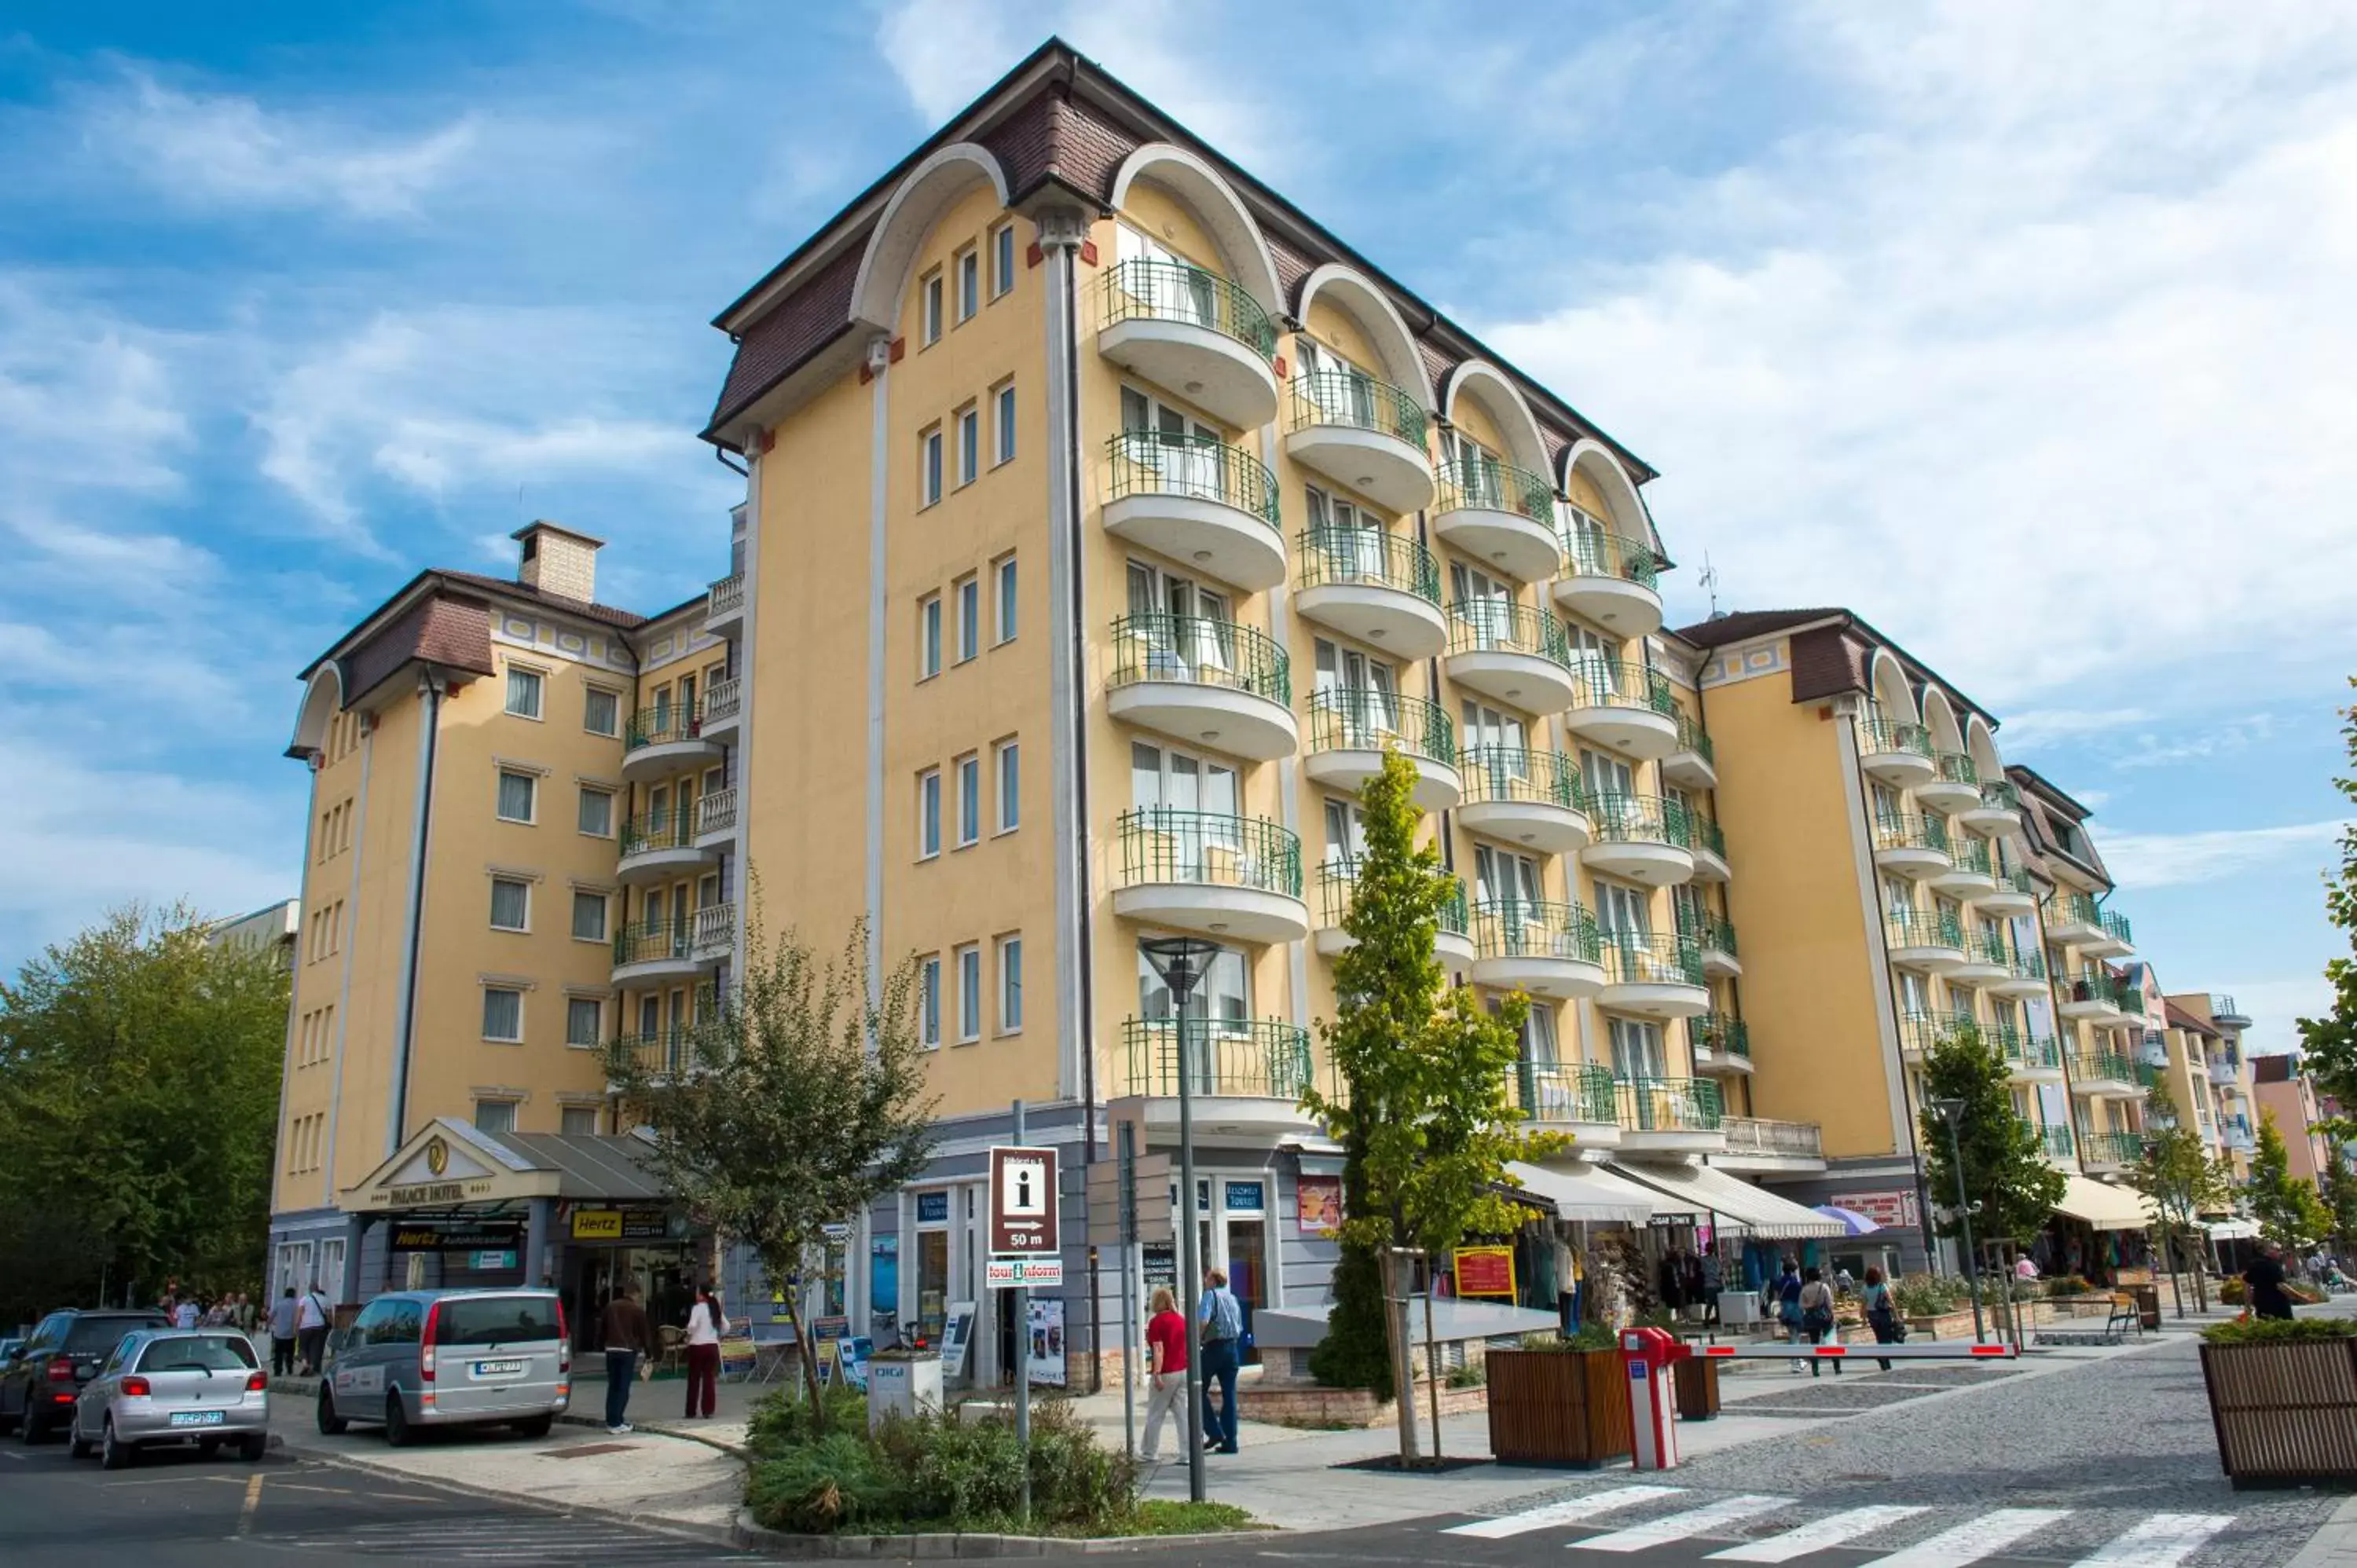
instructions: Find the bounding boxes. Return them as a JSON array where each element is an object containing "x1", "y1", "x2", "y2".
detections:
[
  {"x1": 1485, "y1": 1349, "x2": 1631, "y2": 1469},
  {"x1": 1673, "y1": 1354, "x2": 1719, "y2": 1420},
  {"x1": 2201, "y1": 1338, "x2": 2357, "y2": 1489}
]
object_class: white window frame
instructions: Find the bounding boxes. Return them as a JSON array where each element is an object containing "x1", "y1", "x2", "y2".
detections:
[
  {"x1": 955, "y1": 246, "x2": 979, "y2": 323},
  {"x1": 994, "y1": 381, "x2": 1016, "y2": 465},
  {"x1": 561, "y1": 1105, "x2": 601, "y2": 1136},
  {"x1": 565, "y1": 996, "x2": 603, "y2": 1048},
  {"x1": 496, "y1": 770, "x2": 537, "y2": 825},
  {"x1": 571, "y1": 888, "x2": 608, "y2": 942},
  {"x1": 505, "y1": 664, "x2": 544, "y2": 720},
  {"x1": 991, "y1": 222, "x2": 1016, "y2": 299},
  {"x1": 921, "y1": 425, "x2": 944, "y2": 507},
  {"x1": 919, "y1": 955, "x2": 942, "y2": 1048},
  {"x1": 957, "y1": 403, "x2": 980, "y2": 487},
  {"x1": 489, "y1": 877, "x2": 530, "y2": 932},
  {"x1": 482, "y1": 987, "x2": 524, "y2": 1043},
  {"x1": 994, "y1": 739, "x2": 1020, "y2": 833},
  {"x1": 997, "y1": 933, "x2": 1023, "y2": 1035},
  {"x1": 474, "y1": 1099, "x2": 519, "y2": 1134},
  {"x1": 956, "y1": 943, "x2": 982, "y2": 1042},
  {"x1": 919, "y1": 593, "x2": 942, "y2": 680},
  {"x1": 583, "y1": 687, "x2": 620, "y2": 738},
  {"x1": 921, "y1": 268, "x2": 943, "y2": 344},
  {"x1": 956, "y1": 753, "x2": 981, "y2": 848},
  {"x1": 918, "y1": 769, "x2": 942, "y2": 859},
  {"x1": 993, "y1": 555, "x2": 1017, "y2": 643},
  {"x1": 577, "y1": 785, "x2": 613, "y2": 838},
  {"x1": 955, "y1": 575, "x2": 979, "y2": 662}
]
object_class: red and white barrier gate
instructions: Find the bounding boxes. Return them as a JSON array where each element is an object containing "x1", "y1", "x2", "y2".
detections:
[{"x1": 1695, "y1": 1342, "x2": 2018, "y2": 1362}]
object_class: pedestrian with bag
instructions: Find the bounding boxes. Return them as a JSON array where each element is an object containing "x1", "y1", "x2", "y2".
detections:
[
  {"x1": 1862, "y1": 1266, "x2": 1904, "y2": 1372},
  {"x1": 269, "y1": 1288, "x2": 299, "y2": 1376},
  {"x1": 1197, "y1": 1266, "x2": 1243, "y2": 1455},
  {"x1": 599, "y1": 1280, "x2": 657, "y2": 1434},
  {"x1": 2245, "y1": 1241, "x2": 2296, "y2": 1321},
  {"x1": 683, "y1": 1284, "x2": 724, "y2": 1420},
  {"x1": 294, "y1": 1283, "x2": 332, "y2": 1374},
  {"x1": 1799, "y1": 1267, "x2": 1842, "y2": 1377},
  {"x1": 1138, "y1": 1286, "x2": 1189, "y2": 1463},
  {"x1": 1775, "y1": 1259, "x2": 1806, "y2": 1375}
]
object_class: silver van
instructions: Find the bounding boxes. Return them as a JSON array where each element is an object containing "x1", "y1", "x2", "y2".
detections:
[{"x1": 316, "y1": 1289, "x2": 569, "y2": 1445}]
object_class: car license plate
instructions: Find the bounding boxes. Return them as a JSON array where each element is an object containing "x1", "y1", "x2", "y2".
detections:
[
  {"x1": 472, "y1": 1360, "x2": 526, "y2": 1379},
  {"x1": 169, "y1": 1410, "x2": 226, "y2": 1427}
]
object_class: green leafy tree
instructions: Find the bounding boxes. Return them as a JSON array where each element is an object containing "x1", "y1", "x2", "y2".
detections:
[
  {"x1": 2299, "y1": 684, "x2": 2357, "y2": 1107},
  {"x1": 0, "y1": 903, "x2": 290, "y2": 1322},
  {"x1": 2321, "y1": 1154, "x2": 2357, "y2": 1255},
  {"x1": 607, "y1": 918, "x2": 935, "y2": 1427},
  {"x1": 2249, "y1": 1107, "x2": 2333, "y2": 1250},
  {"x1": 1301, "y1": 749, "x2": 1540, "y2": 1464},
  {"x1": 1919, "y1": 1025, "x2": 2065, "y2": 1254},
  {"x1": 2125, "y1": 1078, "x2": 2236, "y2": 1313}
]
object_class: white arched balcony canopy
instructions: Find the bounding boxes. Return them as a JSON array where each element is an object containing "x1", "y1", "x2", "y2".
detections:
[
  {"x1": 1560, "y1": 439, "x2": 1660, "y2": 548},
  {"x1": 288, "y1": 664, "x2": 344, "y2": 759},
  {"x1": 849, "y1": 142, "x2": 1013, "y2": 332},
  {"x1": 1439, "y1": 360, "x2": 1552, "y2": 475},
  {"x1": 1920, "y1": 687, "x2": 1967, "y2": 754},
  {"x1": 1868, "y1": 648, "x2": 1920, "y2": 724},
  {"x1": 1967, "y1": 713, "x2": 2004, "y2": 777},
  {"x1": 1109, "y1": 145, "x2": 1285, "y2": 319},
  {"x1": 1292, "y1": 263, "x2": 1435, "y2": 408}
]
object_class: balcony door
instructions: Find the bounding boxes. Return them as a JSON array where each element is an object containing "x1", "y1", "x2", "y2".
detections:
[
  {"x1": 1321, "y1": 797, "x2": 1365, "y2": 869},
  {"x1": 1446, "y1": 428, "x2": 1505, "y2": 507},
  {"x1": 1131, "y1": 742, "x2": 1240, "y2": 879},
  {"x1": 1126, "y1": 560, "x2": 1233, "y2": 683},
  {"x1": 1136, "y1": 940, "x2": 1250, "y2": 1094},
  {"x1": 1563, "y1": 502, "x2": 1611, "y2": 573},
  {"x1": 1608, "y1": 1016, "x2": 1666, "y2": 1080},
  {"x1": 1896, "y1": 969, "x2": 1932, "y2": 1017},
  {"x1": 1313, "y1": 638, "x2": 1398, "y2": 746},
  {"x1": 1116, "y1": 224, "x2": 1218, "y2": 332},
  {"x1": 1304, "y1": 488, "x2": 1391, "y2": 581},
  {"x1": 1472, "y1": 844, "x2": 1541, "y2": 917},
  {"x1": 1295, "y1": 337, "x2": 1378, "y2": 427},
  {"x1": 1567, "y1": 621, "x2": 1619, "y2": 687},
  {"x1": 1582, "y1": 748, "x2": 1635, "y2": 804},
  {"x1": 1597, "y1": 878, "x2": 1651, "y2": 942},
  {"x1": 1449, "y1": 562, "x2": 1515, "y2": 649},
  {"x1": 1120, "y1": 385, "x2": 1222, "y2": 501}
]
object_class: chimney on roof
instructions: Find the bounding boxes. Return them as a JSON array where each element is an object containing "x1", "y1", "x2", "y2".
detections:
[{"x1": 513, "y1": 521, "x2": 603, "y2": 603}]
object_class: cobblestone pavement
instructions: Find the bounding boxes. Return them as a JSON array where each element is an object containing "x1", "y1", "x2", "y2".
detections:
[{"x1": 1453, "y1": 1335, "x2": 2336, "y2": 1568}]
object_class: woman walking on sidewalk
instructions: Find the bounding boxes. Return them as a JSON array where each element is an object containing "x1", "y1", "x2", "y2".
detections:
[
  {"x1": 1138, "y1": 1287, "x2": 1188, "y2": 1463},
  {"x1": 1799, "y1": 1267, "x2": 1842, "y2": 1377},
  {"x1": 1862, "y1": 1266, "x2": 1901, "y2": 1372},
  {"x1": 684, "y1": 1284, "x2": 724, "y2": 1420}
]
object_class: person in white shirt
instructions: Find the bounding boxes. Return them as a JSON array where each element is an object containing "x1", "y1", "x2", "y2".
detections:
[
  {"x1": 683, "y1": 1284, "x2": 724, "y2": 1420},
  {"x1": 294, "y1": 1285, "x2": 332, "y2": 1375},
  {"x1": 172, "y1": 1299, "x2": 200, "y2": 1330}
]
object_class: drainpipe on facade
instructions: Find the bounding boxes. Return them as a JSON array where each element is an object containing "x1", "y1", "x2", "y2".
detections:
[{"x1": 387, "y1": 667, "x2": 445, "y2": 1154}]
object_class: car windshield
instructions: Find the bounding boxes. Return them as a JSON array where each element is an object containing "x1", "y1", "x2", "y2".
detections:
[
  {"x1": 436, "y1": 1296, "x2": 561, "y2": 1348},
  {"x1": 67, "y1": 1317, "x2": 165, "y2": 1354},
  {"x1": 138, "y1": 1336, "x2": 257, "y2": 1373}
]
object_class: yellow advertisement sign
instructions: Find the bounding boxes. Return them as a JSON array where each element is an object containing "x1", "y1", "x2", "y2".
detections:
[{"x1": 571, "y1": 1209, "x2": 623, "y2": 1240}]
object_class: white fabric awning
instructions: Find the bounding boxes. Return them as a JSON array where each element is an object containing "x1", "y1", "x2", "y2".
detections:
[
  {"x1": 1609, "y1": 1160, "x2": 1849, "y2": 1239},
  {"x1": 1504, "y1": 1160, "x2": 1660, "y2": 1224},
  {"x1": 2205, "y1": 1218, "x2": 2260, "y2": 1240},
  {"x1": 2055, "y1": 1174, "x2": 2150, "y2": 1231}
]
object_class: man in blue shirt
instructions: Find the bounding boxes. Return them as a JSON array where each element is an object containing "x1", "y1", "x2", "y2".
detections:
[{"x1": 1197, "y1": 1266, "x2": 1243, "y2": 1454}]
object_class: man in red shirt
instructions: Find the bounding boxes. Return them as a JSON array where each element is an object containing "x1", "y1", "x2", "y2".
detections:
[{"x1": 1138, "y1": 1286, "x2": 1189, "y2": 1462}]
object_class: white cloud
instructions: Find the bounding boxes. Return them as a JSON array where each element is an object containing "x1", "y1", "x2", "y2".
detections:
[
  {"x1": 874, "y1": 0, "x2": 1026, "y2": 123},
  {"x1": 2095, "y1": 819, "x2": 2350, "y2": 889},
  {"x1": 1995, "y1": 709, "x2": 2154, "y2": 753},
  {"x1": 1486, "y1": 2, "x2": 2357, "y2": 707},
  {"x1": 2112, "y1": 716, "x2": 2284, "y2": 770},
  {"x1": 0, "y1": 277, "x2": 190, "y2": 500},
  {"x1": 79, "y1": 70, "x2": 477, "y2": 219}
]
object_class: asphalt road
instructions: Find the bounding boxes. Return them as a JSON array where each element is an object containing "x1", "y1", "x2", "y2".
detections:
[{"x1": 0, "y1": 1427, "x2": 750, "y2": 1566}]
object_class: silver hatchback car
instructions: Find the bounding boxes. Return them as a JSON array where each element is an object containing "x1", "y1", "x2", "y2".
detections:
[{"x1": 69, "y1": 1329, "x2": 269, "y2": 1468}]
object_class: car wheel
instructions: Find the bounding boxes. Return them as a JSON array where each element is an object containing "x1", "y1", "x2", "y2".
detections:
[
  {"x1": 510, "y1": 1415, "x2": 554, "y2": 1438},
  {"x1": 240, "y1": 1433, "x2": 268, "y2": 1463},
  {"x1": 383, "y1": 1391, "x2": 413, "y2": 1448},
  {"x1": 99, "y1": 1418, "x2": 132, "y2": 1471},
  {"x1": 66, "y1": 1410, "x2": 92, "y2": 1460},
  {"x1": 316, "y1": 1386, "x2": 347, "y2": 1436},
  {"x1": 18, "y1": 1406, "x2": 46, "y2": 1445}
]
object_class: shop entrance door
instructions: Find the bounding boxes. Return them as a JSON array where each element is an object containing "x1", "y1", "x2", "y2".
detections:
[{"x1": 1194, "y1": 1176, "x2": 1271, "y2": 1366}]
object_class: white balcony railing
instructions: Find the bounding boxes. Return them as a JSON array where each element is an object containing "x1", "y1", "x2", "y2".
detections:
[
  {"x1": 691, "y1": 903, "x2": 736, "y2": 958},
  {"x1": 696, "y1": 786, "x2": 738, "y2": 837},
  {"x1": 706, "y1": 675, "x2": 742, "y2": 725},
  {"x1": 708, "y1": 574, "x2": 745, "y2": 619},
  {"x1": 1720, "y1": 1116, "x2": 1824, "y2": 1159}
]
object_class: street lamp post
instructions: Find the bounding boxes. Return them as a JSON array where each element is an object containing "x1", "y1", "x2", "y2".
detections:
[
  {"x1": 1930, "y1": 1097, "x2": 1987, "y2": 1343},
  {"x1": 1140, "y1": 936, "x2": 1219, "y2": 1507}
]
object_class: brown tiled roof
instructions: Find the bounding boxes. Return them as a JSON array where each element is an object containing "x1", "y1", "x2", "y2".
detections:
[
  {"x1": 2163, "y1": 1000, "x2": 2218, "y2": 1036},
  {"x1": 339, "y1": 592, "x2": 494, "y2": 709},
  {"x1": 2253, "y1": 1053, "x2": 2297, "y2": 1083},
  {"x1": 438, "y1": 571, "x2": 647, "y2": 631},
  {"x1": 1674, "y1": 608, "x2": 1848, "y2": 648}
]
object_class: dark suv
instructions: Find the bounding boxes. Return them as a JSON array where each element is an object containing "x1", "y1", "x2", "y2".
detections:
[{"x1": 0, "y1": 1310, "x2": 170, "y2": 1442}]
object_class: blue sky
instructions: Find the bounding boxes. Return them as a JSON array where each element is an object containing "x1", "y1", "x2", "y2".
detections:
[{"x1": 2, "y1": 2, "x2": 2351, "y2": 1050}]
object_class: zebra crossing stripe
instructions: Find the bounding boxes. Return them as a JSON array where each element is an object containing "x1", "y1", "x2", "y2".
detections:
[
  {"x1": 1706, "y1": 1506, "x2": 1933, "y2": 1563},
  {"x1": 2069, "y1": 1514, "x2": 2234, "y2": 1568},
  {"x1": 1854, "y1": 1508, "x2": 2072, "y2": 1568},
  {"x1": 1444, "y1": 1486, "x2": 1688, "y2": 1539},
  {"x1": 1572, "y1": 1495, "x2": 1794, "y2": 1553}
]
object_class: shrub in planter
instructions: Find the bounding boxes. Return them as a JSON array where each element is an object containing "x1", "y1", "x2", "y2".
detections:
[
  {"x1": 748, "y1": 1432, "x2": 904, "y2": 1533},
  {"x1": 1891, "y1": 1273, "x2": 1966, "y2": 1317},
  {"x1": 2203, "y1": 1317, "x2": 2357, "y2": 1345}
]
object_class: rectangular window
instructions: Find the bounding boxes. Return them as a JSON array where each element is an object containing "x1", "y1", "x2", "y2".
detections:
[
  {"x1": 957, "y1": 753, "x2": 981, "y2": 847},
  {"x1": 571, "y1": 889, "x2": 607, "y2": 941},
  {"x1": 497, "y1": 770, "x2": 537, "y2": 823},
  {"x1": 921, "y1": 425, "x2": 944, "y2": 506},
  {"x1": 584, "y1": 687, "x2": 618, "y2": 736},
  {"x1": 918, "y1": 769, "x2": 942, "y2": 859},
  {"x1": 561, "y1": 1105, "x2": 599, "y2": 1136},
  {"x1": 992, "y1": 222, "x2": 1016, "y2": 298},
  {"x1": 921, "y1": 269, "x2": 943, "y2": 344},
  {"x1": 920, "y1": 956, "x2": 942, "y2": 1048},
  {"x1": 505, "y1": 666, "x2": 543, "y2": 720},
  {"x1": 956, "y1": 247, "x2": 979, "y2": 322},
  {"x1": 957, "y1": 944, "x2": 982, "y2": 1042},
  {"x1": 919, "y1": 593, "x2": 942, "y2": 679},
  {"x1": 474, "y1": 1100, "x2": 517, "y2": 1134},
  {"x1": 565, "y1": 997, "x2": 603, "y2": 1047},
  {"x1": 994, "y1": 382, "x2": 1016, "y2": 464},
  {"x1": 994, "y1": 554, "x2": 1017, "y2": 643},
  {"x1": 579, "y1": 786, "x2": 614, "y2": 838},
  {"x1": 489, "y1": 877, "x2": 530, "y2": 932},
  {"x1": 958, "y1": 404, "x2": 980, "y2": 485},
  {"x1": 998, "y1": 934, "x2": 1023, "y2": 1033},
  {"x1": 482, "y1": 987, "x2": 523, "y2": 1042},
  {"x1": 995, "y1": 739, "x2": 1020, "y2": 833},
  {"x1": 956, "y1": 576, "x2": 979, "y2": 662}
]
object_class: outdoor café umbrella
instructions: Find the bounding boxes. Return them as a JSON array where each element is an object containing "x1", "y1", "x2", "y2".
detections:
[{"x1": 1813, "y1": 1204, "x2": 1881, "y2": 1236}]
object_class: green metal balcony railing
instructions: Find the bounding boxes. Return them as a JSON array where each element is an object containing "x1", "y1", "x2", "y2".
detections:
[
  {"x1": 1304, "y1": 688, "x2": 1456, "y2": 768},
  {"x1": 1886, "y1": 906, "x2": 1965, "y2": 952},
  {"x1": 1874, "y1": 811, "x2": 1952, "y2": 856},
  {"x1": 1109, "y1": 614, "x2": 1291, "y2": 705},
  {"x1": 1947, "y1": 836, "x2": 1994, "y2": 877},
  {"x1": 1116, "y1": 808, "x2": 1301, "y2": 898},
  {"x1": 2077, "y1": 1128, "x2": 2150, "y2": 1167},
  {"x1": 1901, "y1": 1009, "x2": 1978, "y2": 1055},
  {"x1": 1100, "y1": 257, "x2": 1277, "y2": 357},
  {"x1": 1934, "y1": 750, "x2": 1980, "y2": 788},
  {"x1": 1559, "y1": 515, "x2": 1661, "y2": 589},
  {"x1": 1457, "y1": 746, "x2": 1587, "y2": 815},
  {"x1": 626, "y1": 701, "x2": 706, "y2": 749},
  {"x1": 1690, "y1": 814, "x2": 1728, "y2": 862},
  {"x1": 1692, "y1": 1013, "x2": 1751, "y2": 1059},
  {"x1": 1617, "y1": 1075, "x2": 1724, "y2": 1133},
  {"x1": 1857, "y1": 717, "x2": 1934, "y2": 759},
  {"x1": 1446, "y1": 599, "x2": 1572, "y2": 666},
  {"x1": 1471, "y1": 899, "x2": 1603, "y2": 965},
  {"x1": 614, "y1": 920, "x2": 692, "y2": 968},
  {"x1": 1435, "y1": 456, "x2": 1556, "y2": 525},
  {"x1": 1315, "y1": 859, "x2": 1468, "y2": 940},
  {"x1": 1599, "y1": 932, "x2": 1706, "y2": 988},
  {"x1": 2022, "y1": 1119, "x2": 2076, "y2": 1159},
  {"x1": 1986, "y1": 867, "x2": 2036, "y2": 902},
  {"x1": 2062, "y1": 971, "x2": 2139, "y2": 1012},
  {"x1": 1684, "y1": 914, "x2": 1739, "y2": 961},
  {"x1": 2100, "y1": 910, "x2": 2135, "y2": 947},
  {"x1": 1104, "y1": 431, "x2": 1281, "y2": 529},
  {"x1": 2049, "y1": 891, "x2": 2106, "y2": 929},
  {"x1": 1566, "y1": 656, "x2": 1681, "y2": 718},
  {"x1": 1590, "y1": 792, "x2": 1695, "y2": 850},
  {"x1": 1288, "y1": 367, "x2": 1428, "y2": 450},
  {"x1": 1979, "y1": 779, "x2": 2022, "y2": 814},
  {"x1": 2071, "y1": 1048, "x2": 2140, "y2": 1086},
  {"x1": 1517, "y1": 1061, "x2": 1618, "y2": 1125},
  {"x1": 1296, "y1": 527, "x2": 1442, "y2": 603},
  {"x1": 608, "y1": 1027, "x2": 707, "y2": 1078},
  {"x1": 2002, "y1": 944, "x2": 2048, "y2": 985},
  {"x1": 1989, "y1": 1025, "x2": 2063, "y2": 1072},
  {"x1": 1120, "y1": 1017, "x2": 1313, "y2": 1100},
  {"x1": 618, "y1": 809, "x2": 698, "y2": 857},
  {"x1": 1671, "y1": 709, "x2": 1715, "y2": 765}
]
